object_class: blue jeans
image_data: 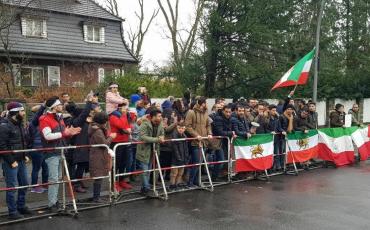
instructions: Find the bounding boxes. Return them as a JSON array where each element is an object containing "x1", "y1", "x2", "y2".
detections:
[
  {"x1": 130, "y1": 146, "x2": 137, "y2": 173},
  {"x1": 188, "y1": 146, "x2": 201, "y2": 186},
  {"x1": 273, "y1": 136, "x2": 286, "y2": 170},
  {"x1": 30, "y1": 151, "x2": 48, "y2": 185},
  {"x1": 211, "y1": 148, "x2": 225, "y2": 178},
  {"x1": 2, "y1": 160, "x2": 28, "y2": 215},
  {"x1": 45, "y1": 155, "x2": 61, "y2": 207},
  {"x1": 137, "y1": 160, "x2": 152, "y2": 190},
  {"x1": 114, "y1": 144, "x2": 133, "y2": 180}
]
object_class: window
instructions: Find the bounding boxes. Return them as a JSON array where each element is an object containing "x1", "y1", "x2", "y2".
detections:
[
  {"x1": 21, "y1": 17, "x2": 47, "y2": 38},
  {"x1": 47, "y1": 66, "x2": 60, "y2": 86},
  {"x1": 14, "y1": 67, "x2": 44, "y2": 87},
  {"x1": 84, "y1": 24, "x2": 105, "y2": 43},
  {"x1": 98, "y1": 68, "x2": 105, "y2": 83}
]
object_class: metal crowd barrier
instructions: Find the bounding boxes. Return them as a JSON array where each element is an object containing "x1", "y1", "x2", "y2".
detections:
[
  {"x1": 0, "y1": 134, "x2": 326, "y2": 225},
  {"x1": 0, "y1": 144, "x2": 110, "y2": 225}
]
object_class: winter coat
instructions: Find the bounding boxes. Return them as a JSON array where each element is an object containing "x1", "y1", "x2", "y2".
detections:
[
  {"x1": 348, "y1": 109, "x2": 360, "y2": 126},
  {"x1": 68, "y1": 102, "x2": 93, "y2": 164},
  {"x1": 109, "y1": 111, "x2": 131, "y2": 143},
  {"x1": 267, "y1": 115, "x2": 284, "y2": 133},
  {"x1": 232, "y1": 115, "x2": 250, "y2": 138},
  {"x1": 254, "y1": 115, "x2": 269, "y2": 134},
  {"x1": 329, "y1": 110, "x2": 345, "y2": 128},
  {"x1": 171, "y1": 130, "x2": 189, "y2": 166},
  {"x1": 28, "y1": 105, "x2": 46, "y2": 149},
  {"x1": 213, "y1": 113, "x2": 234, "y2": 137},
  {"x1": 160, "y1": 118, "x2": 178, "y2": 152},
  {"x1": 293, "y1": 115, "x2": 313, "y2": 132},
  {"x1": 136, "y1": 118, "x2": 164, "y2": 164},
  {"x1": 39, "y1": 112, "x2": 68, "y2": 158},
  {"x1": 0, "y1": 118, "x2": 28, "y2": 165},
  {"x1": 88, "y1": 123, "x2": 113, "y2": 177},
  {"x1": 308, "y1": 111, "x2": 318, "y2": 129},
  {"x1": 185, "y1": 104, "x2": 212, "y2": 147},
  {"x1": 106, "y1": 91, "x2": 126, "y2": 115}
]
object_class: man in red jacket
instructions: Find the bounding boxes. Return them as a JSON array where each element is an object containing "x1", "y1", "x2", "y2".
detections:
[
  {"x1": 39, "y1": 96, "x2": 81, "y2": 212},
  {"x1": 109, "y1": 103, "x2": 133, "y2": 192}
]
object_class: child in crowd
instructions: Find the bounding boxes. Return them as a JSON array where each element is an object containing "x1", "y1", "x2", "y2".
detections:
[
  {"x1": 169, "y1": 122, "x2": 189, "y2": 191},
  {"x1": 88, "y1": 112, "x2": 116, "y2": 202}
]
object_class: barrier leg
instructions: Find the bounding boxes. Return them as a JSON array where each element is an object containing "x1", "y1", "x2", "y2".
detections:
[
  {"x1": 200, "y1": 146, "x2": 214, "y2": 192},
  {"x1": 153, "y1": 146, "x2": 168, "y2": 200},
  {"x1": 113, "y1": 154, "x2": 118, "y2": 201},
  {"x1": 60, "y1": 149, "x2": 78, "y2": 215},
  {"x1": 285, "y1": 140, "x2": 298, "y2": 176},
  {"x1": 227, "y1": 138, "x2": 233, "y2": 183}
]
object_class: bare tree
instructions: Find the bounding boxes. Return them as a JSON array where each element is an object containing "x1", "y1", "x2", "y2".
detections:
[
  {"x1": 105, "y1": 0, "x2": 159, "y2": 61},
  {"x1": 105, "y1": 0, "x2": 119, "y2": 17},
  {"x1": 0, "y1": 1, "x2": 37, "y2": 97},
  {"x1": 157, "y1": 0, "x2": 205, "y2": 70}
]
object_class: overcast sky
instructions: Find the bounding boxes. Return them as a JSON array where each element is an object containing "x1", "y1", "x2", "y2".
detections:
[{"x1": 99, "y1": 0, "x2": 195, "y2": 71}]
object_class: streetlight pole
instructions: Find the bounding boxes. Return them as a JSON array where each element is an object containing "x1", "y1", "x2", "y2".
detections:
[{"x1": 313, "y1": 0, "x2": 325, "y2": 103}]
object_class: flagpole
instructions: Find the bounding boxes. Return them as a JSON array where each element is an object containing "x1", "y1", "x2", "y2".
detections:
[{"x1": 313, "y1": 0, "x2": 325, "y2": 103}]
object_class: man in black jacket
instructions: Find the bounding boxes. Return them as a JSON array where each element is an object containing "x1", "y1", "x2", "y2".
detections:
[
  {"x1": 0, "y1": 102, "x2": 32, "y2": 219},
  {"x1": 293, "y1": 106, "x2": 314, "y2": 133},
  {"x1": 212, "y1": 105, "x2": 237, "y2": 180},
  {"x1": 232, "y1": 105, "x2": 251, "y2": 139}
]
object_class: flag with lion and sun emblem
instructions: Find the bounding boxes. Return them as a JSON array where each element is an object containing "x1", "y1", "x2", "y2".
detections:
[
  {"x1": 233, "y1": 134, "x2": 274, "y2": 172},
  {"x1": 286, "y1": 130, "x2": 319, "y2": 164}
]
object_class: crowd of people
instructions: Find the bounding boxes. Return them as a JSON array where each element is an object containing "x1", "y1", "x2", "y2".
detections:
[{"x1": 0, "y1": 83, "x2": 364, "y2": 220}]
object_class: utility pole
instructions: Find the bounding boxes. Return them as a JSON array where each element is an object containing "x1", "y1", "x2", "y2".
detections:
[{"x1": 313, "y1": 0, "x2": 325, "y2": 103}]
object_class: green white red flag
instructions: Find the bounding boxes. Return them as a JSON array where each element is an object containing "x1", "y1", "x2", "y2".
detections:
[
  {"x1": 233, "y1": 134, "x2": 274, "y2": 172},
  {"x1": 318, "y1": 127, "x2": 355, "y2": 166},
  {"x1": 351, "y1": 126, "x2": 370, "y2": 161},
  {"x1": 271, "y1": 49, "x2": 315, "y2": 91},
  {"x1": 287, "y1": 130, "x2": 318, "y2": 164}
]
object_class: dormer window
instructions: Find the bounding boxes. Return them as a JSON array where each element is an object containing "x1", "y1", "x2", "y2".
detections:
[
  {"x1": 83, "y1": 24, "x2": 105, "y2": 43},
  {"x1": 21, "y1": 17, "x2": 47, "y2": 38}
]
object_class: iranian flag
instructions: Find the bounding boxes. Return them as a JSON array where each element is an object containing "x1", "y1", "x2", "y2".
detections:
[
  {"x1": 271, "y1": 49, "x2": 315, "y2": 91},
  {"x1": 351, "y1": 126, "x2": 370, "y2": 161},
  {"x1": 233, "y1": 134, "x2": 274, "y2": 172},
  {"x1": 287, "y1": 130, "x2": 318, "y2": 164},
  {"x1": 318, "y1": 127, "x2": 356, "y2": 166}
]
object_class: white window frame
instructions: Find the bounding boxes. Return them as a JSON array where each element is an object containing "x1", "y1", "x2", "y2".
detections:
[
  {"x1": 21, "y1": 17, "x2": 47, "y2": 38},
  {"x1": 98, "y1": 68, "x2": 105, "y2": 83},
  {"x1": 14, "y1": 66, "x2": 44, "y2": 87},
  {"x1": 47, "y1": 66, "x2": 61, "y2": 87},
  {"x1": 83, "y1": 24, "x2": 105, "y2": 44}
]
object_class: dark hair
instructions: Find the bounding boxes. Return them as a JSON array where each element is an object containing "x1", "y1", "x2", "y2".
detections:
[
  {"x1": 93, "y1": 112, "x2": 109, "y2": 125},
  {"x1": 172, "y1": 99, "x2": 184, "y2": 112},
  {"x1": 197, "y1": 96, "x2": 207, "y2": 106},
  {"x1": 308, "y1": 102, "x2": 316, "y2": 106},
  {"x1": 268, "y1": 104, "x2": 277, "y2": 110},
  {"x1": 236, "y1": 105, "x2": 245, "y2": 111},
  {"x1": 149, "y1": 108, "x2": 162, "y2": 117},
  {"x1": 177, "y1": 121, "x2": 186, "y2": 127},
  {"x1": 215, "y1": 97, "x2": 225, "y2": 103},
  {"x1": 301, "y1": 106, "x2": 309, "y2": 113},
  {"x1": 45, "y1": 96, "x2": 60, "y2": 107},
  {"x1": 65, "y1": 102, "x2": 77, "y2": 115},
  {"x1": 223, "y1": 104, "x2": 233, "y2": 110},
  {"x1": 335, "y1": 103, "x2": 344, "y2": 110}
]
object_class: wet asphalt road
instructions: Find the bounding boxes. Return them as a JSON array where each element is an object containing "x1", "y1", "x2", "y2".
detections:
[{"x1": 4, "y1": 162, "x2": 370, "y2": 230}]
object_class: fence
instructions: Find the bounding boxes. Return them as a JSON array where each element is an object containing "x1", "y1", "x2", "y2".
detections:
[{"x1": 0, "y1": 128, "x2": 368, "y2": 225}]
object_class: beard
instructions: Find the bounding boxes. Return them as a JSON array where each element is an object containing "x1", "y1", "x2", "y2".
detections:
[{"x1": 15, "y1": 113, "x2": 24, "y2": 122}]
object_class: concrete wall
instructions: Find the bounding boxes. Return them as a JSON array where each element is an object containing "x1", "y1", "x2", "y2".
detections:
[
  {"x1": 152, "y1": 98, "x2": 369, "y2": 126},
  {"x1": 363, "y1": 99, "x2": 370, "y2": 123}
]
